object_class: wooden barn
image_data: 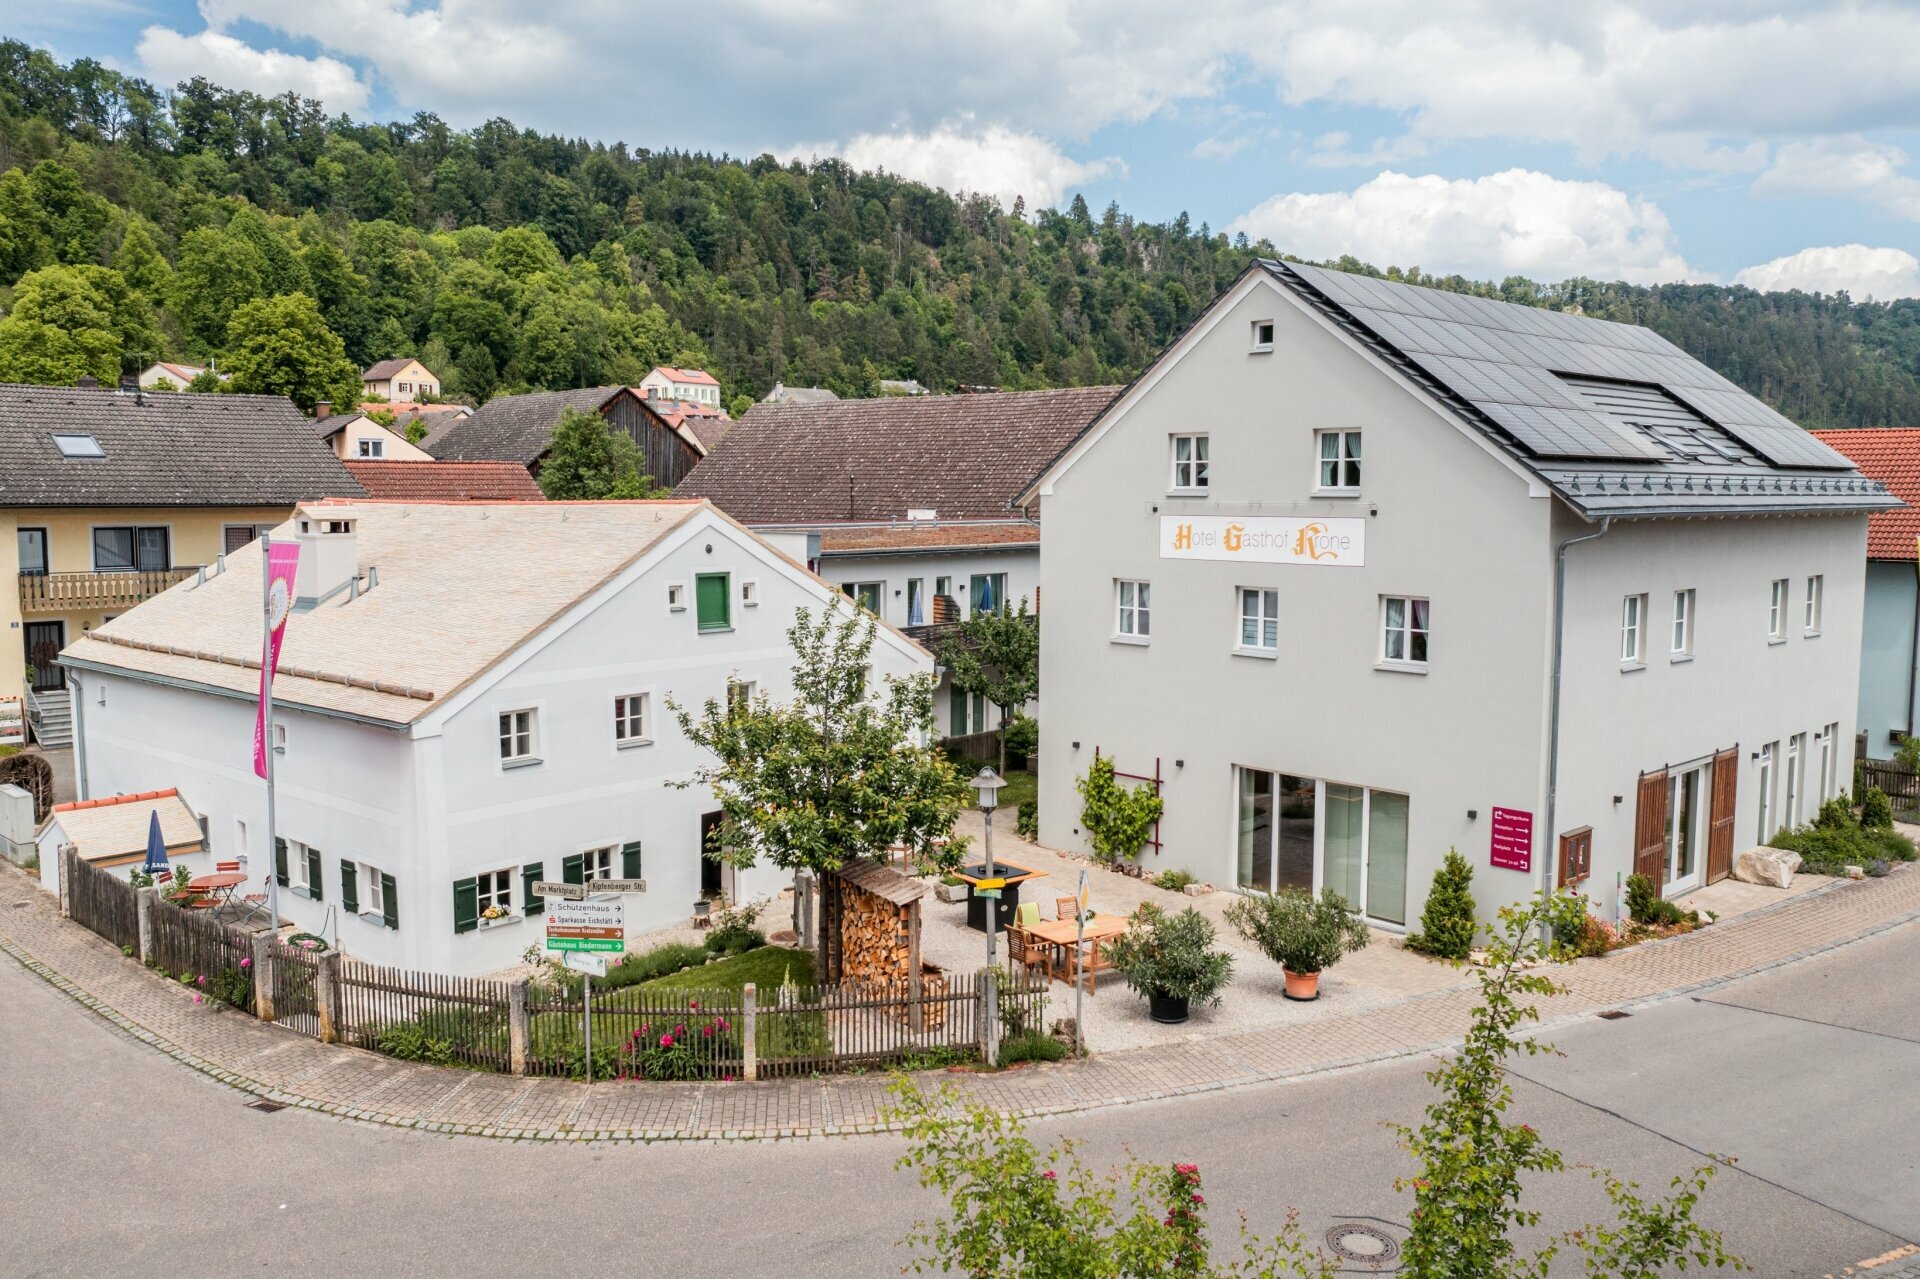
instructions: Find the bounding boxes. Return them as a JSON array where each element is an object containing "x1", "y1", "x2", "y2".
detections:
[{"x1": 425, "y1": 386, "x2": 709, "y2": 489}]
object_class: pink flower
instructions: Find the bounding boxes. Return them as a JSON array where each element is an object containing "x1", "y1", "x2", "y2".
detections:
[
  {"x1": 239, "y1": 957, "x2": 252, "y2": 969},
  {"x1": 1190, "y1": 1194, "x2": 1204, "y2": 1205},
  {"x1": 1174, "y1": 1163, "x2": 1198, "y2": 1175},
  {"x1": 1041, "y1": 1170, "x2": 1056, "y2": 1181},
  {"x1": 196, "y1": 975, "x2": 206, "y2": 987},
  {"x1": 675, "y1": 1024, "x2": 685, "y2": 1035},
  {"x1": 660, "y1": 1033, "x2": 674, "y2": 1047},
  {"x1": 688, "y1": 1000, "x2": 699, "y2": 1011},
  {"x1": 640, "y1": 1023, "x2": 651, "y2": 1034},
  {"x1": 702, "y1": 1025, "x2": 713, "y2": 1038},
  {"x1": 722, "y1": 1073, "x2": 735, "y2": 1082},
  {"x1": 192, "y1": 993, "x2": 204, "y2": 1004}
]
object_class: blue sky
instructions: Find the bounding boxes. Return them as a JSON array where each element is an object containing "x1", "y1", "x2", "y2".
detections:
[{"x1": 16, "y1": 0, "x2": 1920, "y2": 296}]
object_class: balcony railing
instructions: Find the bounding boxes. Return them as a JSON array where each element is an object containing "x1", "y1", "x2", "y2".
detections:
[{"x1": 18, "y1": 567, "x2": 201, "y2": 615}]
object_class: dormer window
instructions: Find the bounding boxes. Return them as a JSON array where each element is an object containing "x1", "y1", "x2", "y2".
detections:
[
  {"x1": 1250, "y1": 320, "x2": 1275, "y2": 353},
  {"x1": 53, "y1": 433, "x2": 104, "y2": 458}
]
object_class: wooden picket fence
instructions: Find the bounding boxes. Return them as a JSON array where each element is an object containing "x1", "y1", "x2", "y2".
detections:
[
  {"x1": 270, "y1": 938, "x2": 323, "y2": 1037},
  {"x1": 64, "y1": 850, "x2": 138, "y2": 952},
  {"x1": 335, "y1": 958, "x2": 514, "y2": 1071},
  {"x1": 148, "y1": 897, "x2": 255, "y2": 1006},
  {"x1": 1856, "y1": 758, "x2": 1920, "y2": 818}
]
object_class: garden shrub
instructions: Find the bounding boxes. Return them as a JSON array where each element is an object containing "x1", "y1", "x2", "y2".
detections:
[
  {"x1": 1862, "y1": 785, "x2": 1894, "y2": 831},
  {"x1": 1152, "y1": 868, "x2": 1194, "y2": 893},
  {"x1": 601, "y1": 941, "x2": 709, "y2": 990},
  {"x1": 1625, "y1": 874, "x2": 1689, "y2": 926},
  {"x1": 705, "y1": 902, "x2": 766, "y2": 955},
  {"x1": 1003, "y1": 713, "x2": 1038, "y2": 759},
  {"x1": 1771, "y1": 796, "x2": 1917, "y2": 875},
  {"x1": 1407, "y1": 849, "x2": 1477, "y2": 959},
  {"x1": 1015, "y1": 798, "x2": 1038, "y2": 839},
  {"x1": 1076, "y1": 755, "x2": 1164, "y2": 867},
  {"x1": 997, "y1": 1030, "x2": 1067, "y2": 1067},
  {"x1": 377, "y1": 1020, "x2": 458, "y2": 1066},
  {"x1": 208, "y1": 965, "x2": 252, "y2": 1010}
]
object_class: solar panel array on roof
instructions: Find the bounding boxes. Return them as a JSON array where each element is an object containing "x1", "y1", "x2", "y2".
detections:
[
  {"x1": 1276, "y1": 261, "x2": 1854, "y2": 471},
  {"x1": 1557, "y1": 375, "x2": 1762, "y2": 467}
]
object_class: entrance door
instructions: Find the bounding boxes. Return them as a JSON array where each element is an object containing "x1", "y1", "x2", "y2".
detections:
[
  {"x1": 23, "y1": 621, "x2": 64, "y2": 691},
  {"x1": 1706, "y1": 748, "x2": 1738, "y2": 883},
  {"x1": 1665, "y1": 764, "x2": 1707, "y2": 895},
  {"x1": 699, "y1": 811, "x2": 725, "y2": 899}
]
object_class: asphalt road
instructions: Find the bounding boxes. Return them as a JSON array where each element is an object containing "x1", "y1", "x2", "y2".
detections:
[{"x1": 2, "y1": 922, "x2": 1915, "y2": 1278}]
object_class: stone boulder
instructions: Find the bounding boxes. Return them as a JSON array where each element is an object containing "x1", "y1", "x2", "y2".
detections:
[{"x1": 1734, "y1": 846, "x2": 1801, "y2": 888}]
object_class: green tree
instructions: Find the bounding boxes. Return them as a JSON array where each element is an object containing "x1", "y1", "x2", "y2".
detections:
[
  {"x1": 0, "y1": 167, "x2": 51, "y2": 284},
  {"x1": 170, "y1": 226, "x2": 266, "y2": 349},
  {"x1": 0, "y1": 264, "x2": 121, "y2": 384},
  {"x1": 1408, "y1": 849, "x2": 1478, "y2": 960},
  {"x1": 221, "y1": 292, "x2": 358, "y2": 409},
  {"x1": 111, "y1": 219, "x2": 172, "y2": 302},
  {"x1": 670, "y1": 603, "x2": 971, "y2": 897},
  {"x1": 535, "y1": 406, "x2": 660, "y2": 499},
  {"x1": 937, "y1": 596, "x2": 1039, "y2": 772}
]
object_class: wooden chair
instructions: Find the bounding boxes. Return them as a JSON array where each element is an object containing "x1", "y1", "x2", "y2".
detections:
[
  {"x1": 216, "y1": 860, "x2": 241, "y2": 874},
  {"x1": 1055, "y1": 896, "x2": 1080, "y2": 922},
  {"x1": 1006, "y1": 902, "x2": 1049, "y2": 973}
]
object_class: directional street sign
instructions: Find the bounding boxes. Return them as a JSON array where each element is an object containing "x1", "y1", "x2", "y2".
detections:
[
  {"x1": 545, "y1": 897, "x2": 626, "y2": 954},
  {"x1": 973, "y1": 877, "x2": 1007, "y2": 891},
  {"x1": 588, "y1": 879, "x2": 647, "y2": 894},
  {"x1": 975, "y1": 887, "x2": 1002, "y2": 900},
  {"x1": 533, "y1": 881, "x2": 584, "y2": 900},
  {"x1": 562, "y1": 951, "x2": 608, "y2": 977}
]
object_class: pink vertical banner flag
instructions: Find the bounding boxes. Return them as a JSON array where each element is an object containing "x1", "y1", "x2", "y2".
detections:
[{"x1": 253, "y1": 541, "x2": 301, "y2": 778}]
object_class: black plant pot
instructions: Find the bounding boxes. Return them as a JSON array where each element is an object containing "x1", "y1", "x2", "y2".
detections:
[{"x1": 1147, "y1": 991, "x2": 1190, "y2": 1024}]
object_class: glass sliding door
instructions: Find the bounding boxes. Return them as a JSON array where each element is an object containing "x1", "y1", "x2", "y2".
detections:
[
  {"x1": 1276, "y1": 775, "x2": 1316, "y2": 891},
  {"x1": 1666, "y1": 766, "x2": 1704, "y2": 892},
  {"x1": 1366, "y1": 791, "x2": 1409, "y2": 926},
  {"x1": 1323, "y1": 784, "x2": 1365, "y2": 906},
  {"x1": 1236, "y1": 769, "x2": 1274, "y2": 892}
]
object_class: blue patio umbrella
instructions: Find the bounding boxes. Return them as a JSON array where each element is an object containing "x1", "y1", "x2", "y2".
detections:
[
  {"x1": 140, "y1": 808, "x2": 169, "y2": 875},
  {"x1": 975, "y1": 576, "x2": 995, "y2": 613}
]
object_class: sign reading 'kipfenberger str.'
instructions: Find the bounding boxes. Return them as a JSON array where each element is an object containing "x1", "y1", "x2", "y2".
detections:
[{"x1": 1159, "y1": 516, "x2": 1367, "y2": 567}]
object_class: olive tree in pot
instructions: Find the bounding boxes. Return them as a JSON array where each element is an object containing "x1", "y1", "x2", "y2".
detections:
[
  {"x1": 1226, "y1": 888, "x2": 1369, "y2": 1001},
  {"x1": 1102, "y1": 903, "x2": 1234, "y2": 1024}
]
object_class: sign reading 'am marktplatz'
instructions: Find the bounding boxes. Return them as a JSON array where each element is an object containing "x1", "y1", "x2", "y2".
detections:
[{"x1": 1159, "y1": 515, "x2": 1366, "y2": 567}]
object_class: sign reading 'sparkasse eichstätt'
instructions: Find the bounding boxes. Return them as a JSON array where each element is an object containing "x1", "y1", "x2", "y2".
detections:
[
  {"x1": 1159, "y1": 516, "x2": 1366, "y2": 567},
  {"x1": 544, "y1": 898, "x2": 626, "y2": 954}
]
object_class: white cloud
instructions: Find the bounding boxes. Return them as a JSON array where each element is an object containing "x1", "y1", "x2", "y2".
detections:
[
  {"x1": 1229, "y1": 168, "x2": 1706, "y2": 284},
  {"x1": 1754, "y1": 137, "x2": 1920, "y2": 220},
  {"x1": 1733, "y1": 245, "x2": 1920, "y2": 299},
  {"x1": 800, "y1": 125, "x2": 1122, "y2": 211},
  {"x1": 1191, "y1": 134, "x2": 1255, "y2": 161},
  {"x1": 134, "y1": 27, "x2": 370, "y2": 113}
]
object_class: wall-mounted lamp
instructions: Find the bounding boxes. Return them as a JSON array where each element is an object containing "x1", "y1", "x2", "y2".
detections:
[
  {"x1": 1612, "y1": 795, "x2": 1623, "y2": 805},
  {"x1": 1174, "y1": 759, "x2": 1185, "y2": 769},
  {"x1": 1369, "y1": 504, "x2": 1378, "y2": 518},
  {"x1": 1071, "y1": 741, "x2": 1081, "y2": 750},
  {"x1": 894, "y1": 588, "x2": 902, "y2": 596},
  {"x1": 1466, "y1": 809, "x2": 1478, "y2": 821}
]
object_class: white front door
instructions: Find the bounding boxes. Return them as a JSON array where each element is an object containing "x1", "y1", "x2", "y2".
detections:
[{"x1": 1666, "y1": 765, "x2": 1707, "y2": 895}]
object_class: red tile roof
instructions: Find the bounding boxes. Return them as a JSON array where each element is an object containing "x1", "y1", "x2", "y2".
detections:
[
  {"x1": 342, "y1": 460, "x2": 545, "y2": 502},
  {"x1": 1810, "y1": 429, "x2": 1920, "y2": 559},
  {"x1": 55, "y1": 787, "x2": 179, "y2": 813},
  {"x1": 818, "y1": 522, "x2": 1041, "y2": 553},
  {"x1": 653, "y1": 366, "x2": 719, "y2": 386}
]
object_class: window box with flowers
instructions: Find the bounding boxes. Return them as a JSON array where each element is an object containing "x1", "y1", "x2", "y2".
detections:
[{"x1": 478, "y1": 905, "x2": 519, "y2": 930}]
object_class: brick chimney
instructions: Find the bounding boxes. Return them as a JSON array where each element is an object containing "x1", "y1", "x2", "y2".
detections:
[{"x1": 314, "y1": 401, "x2": 332, "y2": 420}]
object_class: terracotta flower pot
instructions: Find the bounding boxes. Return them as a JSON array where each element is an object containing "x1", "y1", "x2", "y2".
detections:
[{"x1": 1282, "y1": 968, "x2": 1321, "y2": 1001}]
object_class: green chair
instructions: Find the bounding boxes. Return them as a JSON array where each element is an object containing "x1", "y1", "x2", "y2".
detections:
[{"x1": 1013, "y1": 902, "x2": 1041, "y2": 928}]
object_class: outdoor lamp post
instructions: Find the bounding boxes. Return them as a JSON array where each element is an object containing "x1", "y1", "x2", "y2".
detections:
[{"x1": 969, "y1": 766, "x2": 1006, "y2": 972}]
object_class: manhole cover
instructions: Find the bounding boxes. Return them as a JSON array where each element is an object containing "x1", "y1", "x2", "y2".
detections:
[
  {"x1": 246, "y1": 1100, "x2": 286, "y2": 1113},
  {"x1": 1324, "y1": 1223, "x2": 1400, "y2": 1264}
]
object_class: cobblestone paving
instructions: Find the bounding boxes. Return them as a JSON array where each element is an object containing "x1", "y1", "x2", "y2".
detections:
[{"x1": 4, "y1": 861, "x2": 1918, "y2": 1143}]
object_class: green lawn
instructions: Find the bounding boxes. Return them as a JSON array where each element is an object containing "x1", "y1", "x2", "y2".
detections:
[
  {"x1": 639, "y1": 945, "x2": 816, "y2": 994},
  {"x1": 995, "y1": 769, "x2": 1037, "y2": 813}
]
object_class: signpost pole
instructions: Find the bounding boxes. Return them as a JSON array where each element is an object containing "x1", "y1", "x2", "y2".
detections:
[
  {"x1": 583, "y1": 973, "x2": 592, "y2": 1084},
  {"x1": 1074, "y1": 869, "x2": 1087, "y2": 1057},
  {"x1": 261, "y1": 535, "x2": 280, "y2": 935}
]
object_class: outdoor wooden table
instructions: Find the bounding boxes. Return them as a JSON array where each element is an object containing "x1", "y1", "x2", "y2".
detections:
[
  {"x1": 1023, "y1": 912, "x2": 1129, "y2": 991},
  {"x1": 187, "y1": 871, "x2": 247, "y2": 910}
]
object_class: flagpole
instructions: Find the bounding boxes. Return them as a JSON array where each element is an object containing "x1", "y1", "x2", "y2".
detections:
[{"x1": 263, "y1": 533, "x2": 280, "y2": 934}]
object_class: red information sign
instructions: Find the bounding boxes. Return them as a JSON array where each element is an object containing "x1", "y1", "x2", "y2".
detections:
[{"x1": 1489, "y1": 807, "x2": 1533, "y2": 872}]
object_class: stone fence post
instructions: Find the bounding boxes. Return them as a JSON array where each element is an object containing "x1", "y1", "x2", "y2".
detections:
[
  {"x1": 251, "y1": 934, "x2": 275, "y2": 1022},
  {"x1": 58, "y1": 846, "x2": 75, "y2": 919},
  {"x1": 742, "y1": 982, "x2": 758, "y2": 1082},
  {"x1": 508, "y1": 979, "x2": 530, "y2": 1077},
  {"x1": 981, "y1": 967, "x2": 999, "y2": 1065},
  {"x1": 136, "y1": 887, "x2": 156, "y2": 965},
  {"x1": 315, "y1": 951, "x2": 339, "y2": 1044}
]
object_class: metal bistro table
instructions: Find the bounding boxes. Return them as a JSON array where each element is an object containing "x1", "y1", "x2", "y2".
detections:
[
  {"x1": 186, "y1": 871, "x2": 247, "y2": 911},
  {"x1": 951, "y1": 860, "x2": 1048, "y2": 933}
]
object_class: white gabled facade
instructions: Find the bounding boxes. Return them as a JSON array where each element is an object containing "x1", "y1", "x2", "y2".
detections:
[{"x1": 64, "y1": 502, "x2": 933, "y2": 976}]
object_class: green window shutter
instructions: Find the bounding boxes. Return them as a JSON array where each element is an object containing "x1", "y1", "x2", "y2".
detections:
[
  {"x1": 695, "y1": 573, "x2": 730, "y2": 631},
  {"x1": 520, "y1": 863, "x2": 544, "y2": 916},
  {"x1": 380, "y1": 874, "x2": 398, "y2": 930},
  {"x1": 562, "y1": 853, "x2": 584, "y2": 886},
  {"x1": 950, "y1": 685, "x2": 966, "y2": 736},
  {"x1": 452, "y1": 877, "x2": 478, "y2": 934},
  {"x1": 340, "y1": 860, "x2": 358, "y2": 915},
  {"x1": 274, "y1": 838, "x2": 289, "y2": 887},
  {"x1": 307, "y1": 847, "x2": 323, "y2": 902},
  {"x1": 621, "y1": 842, "x2": 642, "y2": 879}
]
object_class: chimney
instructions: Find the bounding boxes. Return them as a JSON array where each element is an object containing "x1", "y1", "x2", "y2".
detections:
[
  {"x1": 292, "y1": 512, "x2": 360, "y2": 610},
  {"x1": 76, "y1": 374, "x2": 100, "y2": 388},
  {"x1": 314, "y1": 401, "x2": 332, "y2": 420}
]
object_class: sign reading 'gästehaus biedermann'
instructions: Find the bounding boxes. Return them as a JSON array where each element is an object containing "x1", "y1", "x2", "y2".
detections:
[{"x1": 1158, "y1": 516, "x2": 1367, "y2": 567}]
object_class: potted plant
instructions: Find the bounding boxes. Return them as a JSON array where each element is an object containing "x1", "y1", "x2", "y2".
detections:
[
  {"x1": 1225, "y1": 888, "x2": 1369, "y2": 1001},
  {"x1": 1102, "y1": 903, "x2": 1233, "y2": 1024}
]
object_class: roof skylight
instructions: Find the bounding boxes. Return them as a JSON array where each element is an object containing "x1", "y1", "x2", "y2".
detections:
[{"x1": 52, "y1": 433, "x2": 105, "y2": 458}]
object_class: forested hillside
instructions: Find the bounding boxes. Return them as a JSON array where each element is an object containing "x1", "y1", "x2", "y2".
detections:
[{"x1": 2, "y1": 38, "x2": 1919, "y2": 426}]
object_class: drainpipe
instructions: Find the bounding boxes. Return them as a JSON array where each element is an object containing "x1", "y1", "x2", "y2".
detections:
[
  {"x1": 1906, "y1": 561, "x2": 1919, "y2": 743},
  {"x1": 1543, "y1": 517, "x2": 1612, "y2": 917}
]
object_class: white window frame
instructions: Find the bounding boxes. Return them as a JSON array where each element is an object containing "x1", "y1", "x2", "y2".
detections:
[
  {"x1": 581, "y1": 846, "x2": 615, "y2": 882},
  {"x1": 1115, "y1": 579, "x2": 1150, "y2": 643},
  {"x1": 740, "y1": 579, "x2": 759, "y2": 607},
  {"x1": 1236, "y1": 586, "x2": 1279, "y2": 657},
  {"x1": 357, "y1": 861, "x2": 388, "y2": 920},
  {"x1": 1250, "y1": 319, "x2": 1275, "y2": 352},
  {"x1": 666, "y1": 582, "x2": 687, "y2": 612},
  {"x1": 288, "y1": 839, "x2": 314, "y2": 893},
  {"x1": 1804, "y1": 574, "x2": 1823, "y2": 635},
  {"x1": 1315, "y1": 429, "x2": 1362, "y2": 494},
  {"x1": 498, "y1": 708, "x2": 539, "y2": 767},
  {"x1": 1169, "y1": 434, "x2": 1210, "y2": 493},
  {"x1": 476, "y1": 867, "x2": 513, "y2": 917},
  {"x1": 1378, "y1": 595, "x2": 1429, "y2": 671},
  {"x1": 614, "y1": 693, "x2": 650, "y2": 747},
  {"x1": 357, "y1": 437, "x2": 385, "y2": 459},
  {"x1": 1671, "y1": 589, "x2": 1694, "y2": 659},
  {"x1": 1769, "y1": 578, "x2": 1788, "y2": 642},
  {"x1": 1620, "y1": 594, "x2": 1646, "y2": 668},
  {"x1": 727, "y1": 678, "x2": 757, "y2": 714},
  {"x1": 843, "y1": 581, "x2": 883, "y2": 614}
]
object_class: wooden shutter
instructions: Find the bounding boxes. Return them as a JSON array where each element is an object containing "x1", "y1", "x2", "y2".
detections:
[
  {"x1": 340, "y1": 860, "x2": 358, "y2": 915},
  {"x1": 306, "y1": 847, "x2": 323, "y2": 902},
  {"x1": 380, "y1": 874, "x2": 397, "y2": 930},
  {"x1": 1558, "y1": 827, "x2": 1593, "y2": 887},
  {"x1": 1707, "y1": 748, "x2": 1739, "y2": 884},
  {"x1": 452, "y1": 877, "x2": 478, "y2": 934},
  {"x1": 562, "y1": 853, "x2": 584, "y2": 886},
  {"x1": 520, "y1": 863, "x2": 544, "y2": 916},
  {"x1": 274, "y1": 837, "x2": 289, "y2": 887},
  {"x1": 1633, "y1": 770, "x2": 1668, "y2": 893},
  {"x1": 621, "y1": 842, "x2": 642, "y2": 879},
  {"x1": 695, "y1": 573, "x2": 730, "y2": 630}
]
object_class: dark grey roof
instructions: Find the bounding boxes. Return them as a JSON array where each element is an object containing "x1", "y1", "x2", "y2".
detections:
[
  {"x1": 1261, "y1": 260, "x2": 1897, "y2": 518},
  {"x1": 0, "y1": 384, "x2": 364, "y2": 507},
  {"x1": 361, "y1": 358, "x2": 416, "y2": 381},
  {"x1": 425, "y1": 387, "x2": 626, "y2": 464}
]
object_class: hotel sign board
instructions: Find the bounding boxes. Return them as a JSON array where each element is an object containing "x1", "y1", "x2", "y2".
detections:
[
  {"x1": 1489, "y1": 807, "x2": 1533, "y2": 872},
  {"x1": 1159, "y1": 516, "x2": 1366, "y2": 567}
]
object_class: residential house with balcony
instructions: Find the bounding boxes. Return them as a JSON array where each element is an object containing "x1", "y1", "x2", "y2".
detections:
[
  {"x1": 638, "y1": 365, "x2": 723, "y2": 407},
  {"x1": 674, "y1": 386, "x2": 1117, "y2": 737},
  {"x1": 56, "y1": 499, "x2": 932, "y2": 976},
  {"x1": 0, "y1": 382, "x2": 361, "y2": 742},
  {"x1": 1021, "y1": 260, "x2": 1895, "y2": 931},
  {"x1": 360, "y1": 358, "x2": 441, "y2": 402},
  {"x1": 427, "y1": 386, "x2": 709, "y2": 489}
]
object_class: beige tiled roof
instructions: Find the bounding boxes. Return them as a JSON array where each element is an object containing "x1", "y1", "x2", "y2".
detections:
[
  {"x1": 62, "y1": 500, "x2": 708, "y2": 726},
  {"x1": 43, "y1": 789, "x2": 205, "y2": 862}
]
